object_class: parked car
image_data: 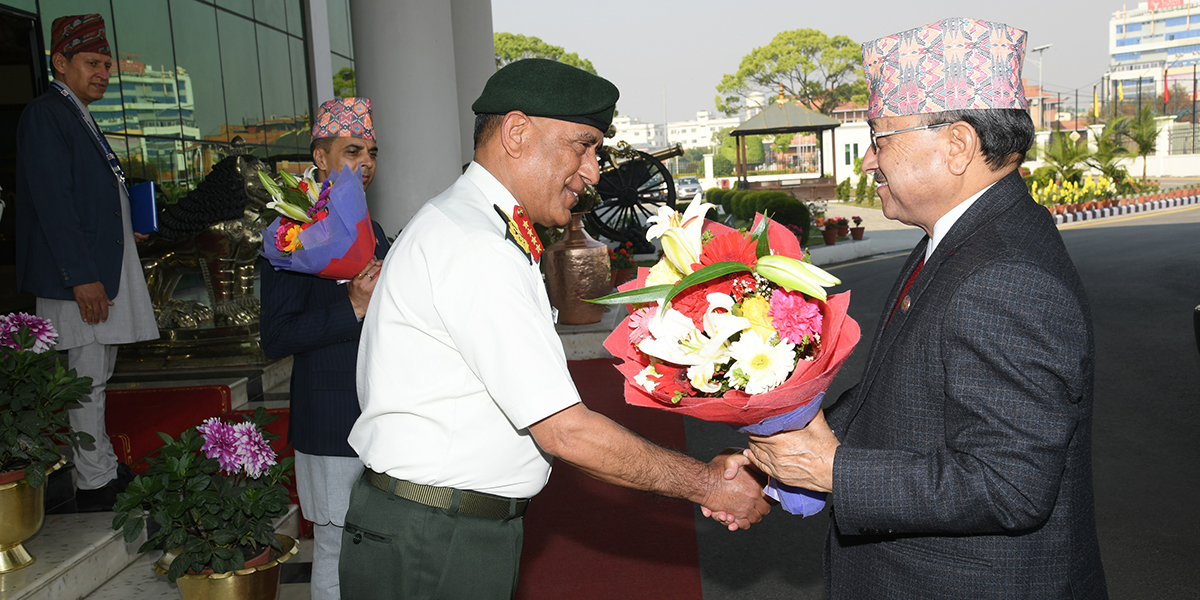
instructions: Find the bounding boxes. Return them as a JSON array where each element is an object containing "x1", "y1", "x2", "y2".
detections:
[{"x1": 676, "y1": 176, "x2": 703, "y2": 201}]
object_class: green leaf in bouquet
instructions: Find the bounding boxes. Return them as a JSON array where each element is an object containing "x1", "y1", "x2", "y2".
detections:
[
  {"x1": 664, "y1": 261, "x2": 752, "y2": 305},
  {"x1": 586, "y1": 284, "x2": 674, "y2": 305},
  {"x1": 754, "y1": 214, "x2": 774, "y2": 259}
]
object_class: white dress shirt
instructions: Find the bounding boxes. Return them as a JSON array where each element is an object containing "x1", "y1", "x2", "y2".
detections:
[{"x1": 925, "y1": 181, "x2": 997, "y2": 262}]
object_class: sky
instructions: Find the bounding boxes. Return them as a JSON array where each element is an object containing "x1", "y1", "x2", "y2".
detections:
[{"x1": 491, "y1": 0, "x2": 1130, "y2": 124}]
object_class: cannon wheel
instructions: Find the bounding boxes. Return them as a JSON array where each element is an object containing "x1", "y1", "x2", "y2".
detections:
[{"x1": 586, "y1": 148, "x2": 676, "y2": 251}]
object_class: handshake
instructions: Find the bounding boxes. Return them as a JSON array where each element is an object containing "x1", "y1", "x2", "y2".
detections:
[{"x1": 698, "y1": 410, "x2": 841, "y2": 531}]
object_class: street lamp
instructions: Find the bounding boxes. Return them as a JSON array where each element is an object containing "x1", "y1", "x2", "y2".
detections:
[{"x1": 1030, "y1": 44, "x2": 1053, "y2": 129}]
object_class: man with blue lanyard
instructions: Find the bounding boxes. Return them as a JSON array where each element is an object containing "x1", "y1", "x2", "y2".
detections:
[{"x1": 15, "y1": 14, "x2": 158, "y2": 512}]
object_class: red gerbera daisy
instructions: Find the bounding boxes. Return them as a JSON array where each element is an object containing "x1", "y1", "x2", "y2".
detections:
[{"x1": 698, "y1": 231, "x2": 758, "y2": 270}]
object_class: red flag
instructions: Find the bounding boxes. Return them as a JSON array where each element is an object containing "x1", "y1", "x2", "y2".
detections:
[{"x1": 1164, "y1": 70, "x2": 1170, "y2": 102}]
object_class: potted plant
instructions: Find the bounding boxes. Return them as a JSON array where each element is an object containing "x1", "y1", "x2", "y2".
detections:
[
  {"x1": 850, "y1": 215, "x2": 865, "y2": 241},
  {"x1": 821, "y1": 219, "x2": 839, "y2": 246},
  {"x1": 0, "y1": 312, "x2": 93, "y2": 573},
  {"x1": 112, "y1": 408, "x2": 297, "y2": 599},
  {"x1": 609, "y1": 242, "x2": 636, "y2": 289},
  {"x1": 830, "y1": 216, "x2": 850, "y2": 237}
]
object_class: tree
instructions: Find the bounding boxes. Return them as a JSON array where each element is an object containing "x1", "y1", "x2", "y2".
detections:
[
  {"x1": 333, "y1": 67, "x2": 356, "y2": 98},
  {"x1": 771, "y1": 133, "x2": 795, "y2": 155},
  {"x1": 1086, "y1": 120, "x2": 1130, "y2": 185},
  {"x1": 721, "y1": 134, "x2": 764, "y2": 167},
  {"x1": 1039, "y1": 133, "x2": 1092, "y2": 184},
  {"x1": 1121, "y1": 107, "x2": 1160, "y2": 183},
  {"x1": 493, "y1": 33, "x2": 597, "y2": 74},
  {"x1": 716, "y1": 29, "x2": 866, "y2": 116},
  {"x1": 712, "y1": 155, "x2": 734, "y2": 177}
]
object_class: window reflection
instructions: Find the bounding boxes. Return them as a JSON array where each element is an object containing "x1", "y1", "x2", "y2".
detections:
[
  {"x1": 216, "y1": 10, "x2": 263, "y2": 142},
  {"x1": 327, "y1": 0, "x2": 351, "y2": 58},
  {"x1": 253, "y1": 0, "x2": 286, "y2": 30},
  {"x1": 216, "y1": 0, "x2": 254, "y2": 18},
  {"x1": 170, "y1": 0, "x2": 228, "y2": 142},
  {"x1": 109, "y1": 1, "x2": 183, "y2": 142},
  {"x1": 290, "y1": 36, "x2": 311, "y2": 151},
  {"x1": 286, "y1": 0, "x2": 304, "y2": 36}
]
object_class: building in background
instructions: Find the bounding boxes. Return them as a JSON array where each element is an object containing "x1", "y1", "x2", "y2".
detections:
[
  {"x1": 1106, "y1": 0, "x2": 1200, "y2": 106},
  {"x1": 608, "y1": 115, "x2": 667, "y2": 150}
]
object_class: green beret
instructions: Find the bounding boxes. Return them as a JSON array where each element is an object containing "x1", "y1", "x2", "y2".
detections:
[{"x1": 472, "y1": 58, "x2": 619, "y2": 132}]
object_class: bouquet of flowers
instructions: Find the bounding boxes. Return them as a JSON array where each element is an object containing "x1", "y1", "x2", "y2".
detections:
[
  {"x1": 257, "y1": 164, "x2": 377, "y2": 280},
  {"x1": 112, "y1": 408, "x2": 295, "y2": 582},
  {"x1": 593, "y1": 201, "x2": 860, "y2": 516}
]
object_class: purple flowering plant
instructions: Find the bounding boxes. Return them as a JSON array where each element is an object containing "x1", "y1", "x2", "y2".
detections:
[
  {"x1": 112, "y1": 407, "x2": 294, "y2": 582},
  {"x1": 0, "y1": 313, "x2": 94, "y2": 487}
]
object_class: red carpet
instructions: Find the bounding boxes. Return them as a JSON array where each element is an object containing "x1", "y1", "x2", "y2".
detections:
[{"x1": 516, "y1": 359, "x2": 703, "y2": 600}]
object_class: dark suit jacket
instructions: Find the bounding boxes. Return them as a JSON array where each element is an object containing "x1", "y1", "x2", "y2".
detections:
[
  {"x1": 824, "y1": 171, "x2": 1107, "y2": 599},
  {"x1": 15, "y1": 87, "x2": 126, "y2": 300},
  {"x1": 259, "y1": 221, "x2": 390, "y2": 457}
]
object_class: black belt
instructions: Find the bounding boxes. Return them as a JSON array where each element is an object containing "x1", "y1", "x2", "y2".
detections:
[{"x1": 364, "y1": 470, "x2": 529, "y2": 520}]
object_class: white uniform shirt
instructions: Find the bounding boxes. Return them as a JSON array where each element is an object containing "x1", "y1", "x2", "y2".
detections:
[{"x1": 350, "y1": 162, "x2": 582, "y2": 499}]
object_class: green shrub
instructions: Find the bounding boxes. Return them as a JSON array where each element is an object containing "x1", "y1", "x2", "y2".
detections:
[
  {"x1": 836, "y1": 177, "x2": 852, "y2": 202},
  {"x1": 705, "y1": 188, "x2": 727, "y2": 213},
  {"x1": 731, "y1": 191, "x2": 755, "y2": 221},
  {"x1": 763, "y1": 195, "x2": 812, "y2": 246}
]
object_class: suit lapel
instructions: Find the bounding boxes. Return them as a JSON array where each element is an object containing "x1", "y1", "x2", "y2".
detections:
[
  {"x1": 50, "y1": 87, "x2": 117, "y2": 172},
  {"x1": 836, "y1": 171, "x2": 1030, "y2": 432}
]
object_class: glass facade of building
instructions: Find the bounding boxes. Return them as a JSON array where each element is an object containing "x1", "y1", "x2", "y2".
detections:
[{"x1": 30, "y1": 0, "x2": 314, "y2": 195}]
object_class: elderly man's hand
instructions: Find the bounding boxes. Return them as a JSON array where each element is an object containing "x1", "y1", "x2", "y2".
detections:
[
  {"x1": 699, "y1": 449, "x2": 771, "y2": 531},
  {"x1": 73, "y1": 282, "x2": 113, "y2": 325},
  {"x1": 746, "y1": 409, "x2": 839, "y2": 494}
]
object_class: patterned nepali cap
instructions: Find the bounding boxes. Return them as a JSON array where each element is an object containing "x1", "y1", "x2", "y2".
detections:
[
  {"x1": 862, "y1": 17, "x2": 1028, "y2": 120},
  {"x1": 312, "y1": 97, "x2": 375, "y2": 141},
  {"x1": 51, "y1": 14, "x2": 111, "y2": 57}
]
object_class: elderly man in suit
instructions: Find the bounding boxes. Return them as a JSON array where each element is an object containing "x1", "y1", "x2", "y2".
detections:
[
  {"x1": 258, "y1": 97, "x2": 388, "y2": 600},
  {"x1": 15, "y1": 14, "x2": 158, "y2": 512},
  {"x1": 741, "y1": 18, "x2": 1108, "y2": 599}
]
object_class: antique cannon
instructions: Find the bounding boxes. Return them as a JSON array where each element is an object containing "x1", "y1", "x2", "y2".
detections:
[{"x1": 586, "y1": 142, "x2": 684, "y2": 252}]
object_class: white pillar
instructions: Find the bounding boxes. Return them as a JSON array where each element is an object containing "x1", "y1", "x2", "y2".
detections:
[
  {"x1": 303, "y1": 0, "x2": 334, "y2": 113},
  {"x1": 350, "y1": 0, "x2": 465, "y2": 234},
  {"x1": 450, "y1": 0, "x2": 496, "y2": 168}
]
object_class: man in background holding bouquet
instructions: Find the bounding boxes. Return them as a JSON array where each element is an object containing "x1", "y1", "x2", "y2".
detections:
[
  {"x1": 341, "y1": 59, "x2": 770, "y2": 599},
  {"x1": 258, "y1": 97, "x2": 388, "y2": 600},
  {"x1": 743, "y1": 18, "x2": 1107, "y2": 598},
  {"x1": 14, "y1": 14, "x2": 158, "y2": 512}
]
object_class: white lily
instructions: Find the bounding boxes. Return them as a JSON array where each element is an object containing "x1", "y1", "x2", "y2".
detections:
[
  {"x1": 645, "y1": 201, "x2": 714, "y2": 275},
  {"x1": 756, "y1": 254, "x2": 840, "y2": 301},
  {"x1": 638, "y1": 294, "x2": 751, "y2": 393}
]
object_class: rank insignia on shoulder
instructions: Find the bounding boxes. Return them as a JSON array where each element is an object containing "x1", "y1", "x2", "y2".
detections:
[{"x1": 493, "y1": 204, "x2": 544, "y2": 264}]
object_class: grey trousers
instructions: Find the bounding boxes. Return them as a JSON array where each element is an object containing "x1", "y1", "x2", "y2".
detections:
[
  {"x1": 67, "y1": 341, "x2": 119, "y2": 490},
  {"x1": 295, "y1": 451, "x2": 362, "y2": 600},
  {"x1": 339, "y1": 475, "x2": 524, "y2": 600}
]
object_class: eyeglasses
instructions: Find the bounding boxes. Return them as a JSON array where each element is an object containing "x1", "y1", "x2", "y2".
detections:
[{"x1": 869, "y1": 122, "x2": 952, "y2": 153}]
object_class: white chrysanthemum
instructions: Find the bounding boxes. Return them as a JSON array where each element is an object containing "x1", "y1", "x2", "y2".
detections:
[
  {"x1": 728, "y1": 331, "x2": 797, "y2": 394},
  {"x1": 634, "y1": 365, "x2": 662, "y2": 393}
]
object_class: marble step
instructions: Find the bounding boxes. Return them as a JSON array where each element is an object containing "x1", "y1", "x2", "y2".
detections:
[
  {"x1": 81, "y1": 505, "x2": 301, "y2": 600},
  {"x1": 0, "y1": 513, "x2": 145, "y2": 600},
  {"x1": 0, "y1": 505, "x2": 300, "y2": 600}
]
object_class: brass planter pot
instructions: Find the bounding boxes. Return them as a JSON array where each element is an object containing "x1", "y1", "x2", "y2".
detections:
[
  {"x1": 0, "y1": 457, "x2": 65, "y2": 573},
  {"x1": 543, "y1": 213, "x2": 610, "y2": 325},
  {"x1": 155, "y1": 533, "x2": 298, "y2": 600}
]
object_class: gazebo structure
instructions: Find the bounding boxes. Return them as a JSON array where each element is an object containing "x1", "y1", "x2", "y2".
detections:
[{"x1": 729, "y1": 101, "x2": 842, "y2": 199}]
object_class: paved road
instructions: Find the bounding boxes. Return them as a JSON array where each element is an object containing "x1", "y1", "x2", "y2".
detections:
[{"x1": 689, "y1": 204, "x2": 1200, "y2": 599}]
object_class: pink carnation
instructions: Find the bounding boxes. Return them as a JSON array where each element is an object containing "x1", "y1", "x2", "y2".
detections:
[
  {"x1": 769, "y1": 290, "x2": 823, "y2": 345},
  {"x1": 0, "y1": 312, "x2": 58, "y2": 353}
]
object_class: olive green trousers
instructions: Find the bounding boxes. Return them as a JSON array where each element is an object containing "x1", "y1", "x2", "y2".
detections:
[{"x1": 338, "y1": 475, "x2": 524, "y2": 599}]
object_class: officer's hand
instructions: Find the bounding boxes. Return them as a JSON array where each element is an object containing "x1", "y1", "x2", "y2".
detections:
[
  {"x1": 134, "y1": 232, "x2": 149, "y2": 243},
  {"x1": 73, "y1": 282, "x2": 114, "y2": 325}
]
